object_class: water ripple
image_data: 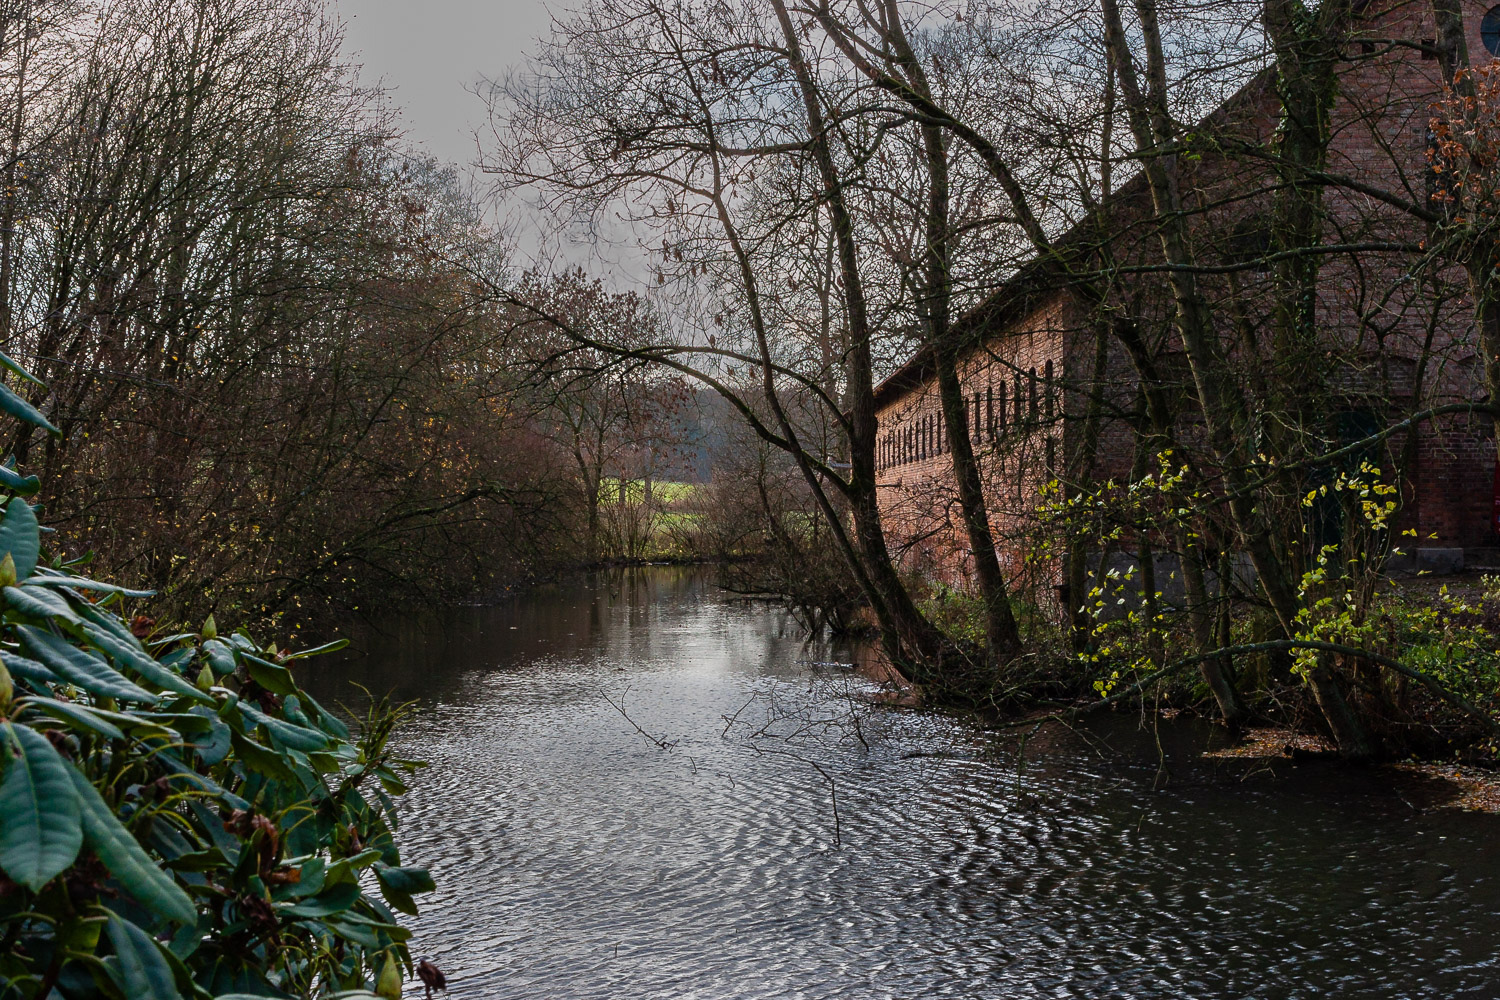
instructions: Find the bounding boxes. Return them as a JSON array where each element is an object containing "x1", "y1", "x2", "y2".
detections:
[{"x1": 312, "y1": 570, "x2": 1500, "y2": 999}]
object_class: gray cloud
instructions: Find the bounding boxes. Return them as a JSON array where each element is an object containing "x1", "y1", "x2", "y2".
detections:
[{"x1": 334, "y1": 0, "x2": 552, "y2": 169}]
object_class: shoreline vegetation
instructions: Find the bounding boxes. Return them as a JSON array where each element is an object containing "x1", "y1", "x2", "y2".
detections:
[
  {"x1": 10, "y1": 0, "x2": 1500, "y2": 991},
  {"x1": 0, "y1": 353, "x2": 435, "y2": 998},
  {"x1": 6, "y1": 0, "x2": 1495, "y2": 782},
  {"x1": 467, "y1": 0, "x2": 1500, "y2": 772}
]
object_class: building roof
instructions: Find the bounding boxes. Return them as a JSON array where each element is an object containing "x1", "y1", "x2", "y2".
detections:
[
  {"x1": 869, "y1": 250, "x2": 1078, "y2": 409},
  {"x1": 871, "y1": 66, "x2": 1280, "y2": 411}
]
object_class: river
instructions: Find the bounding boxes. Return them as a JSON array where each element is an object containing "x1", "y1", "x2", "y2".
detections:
[{"x1": 305, "y1": 567, "x2": 1500, "y2": 998}]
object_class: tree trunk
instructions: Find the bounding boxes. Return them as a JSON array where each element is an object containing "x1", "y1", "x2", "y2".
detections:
[
  {"x1": 878, "y1": 2, "x2": 1024, "y2": 663},
  {"x1": 1100, "y1": 0, "x2": 1370, "y2": 755},
  {"x1": 768, "y1": 0, "x2": 949, "y2": 672}
]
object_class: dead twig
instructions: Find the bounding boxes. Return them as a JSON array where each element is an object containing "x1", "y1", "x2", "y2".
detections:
[
  {"x1": 748, "y1": 743, "x2": 841, "y2": 848},
  {"x1": 601, "y1": 686, "x2": 679, "y2": 749}
]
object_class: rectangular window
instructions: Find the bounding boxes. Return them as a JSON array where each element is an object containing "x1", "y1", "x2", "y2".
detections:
[
  {"x1": 986, "y1": 386, "x2": 995, "y2": 440},
  {"x1": 1044, "y1": 359, "x2": 1055, "y2": 420},
  {"x1": 997, "y1": 380, "x2": 1007, "y2": 428},
  {"x1": 1029, "y1": 367, "x2": 1039, "y2": 421}
]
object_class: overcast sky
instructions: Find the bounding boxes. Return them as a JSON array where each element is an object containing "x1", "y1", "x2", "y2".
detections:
[
  {"x1": 332, "y1": 0, "x2": 643, "y2": 274},
  {"x1": 333, "y1": 0, "x2": 553, "y2": 171}
]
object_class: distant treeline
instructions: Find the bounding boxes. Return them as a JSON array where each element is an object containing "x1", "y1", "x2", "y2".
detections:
[{"x1": 0, "y1": 0, "x2": 708, "y2": 622}]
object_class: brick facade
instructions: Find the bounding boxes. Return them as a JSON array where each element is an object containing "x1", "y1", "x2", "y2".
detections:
[{"x1": 874, "y1": 0, "x2": 1500, "y2": 587}]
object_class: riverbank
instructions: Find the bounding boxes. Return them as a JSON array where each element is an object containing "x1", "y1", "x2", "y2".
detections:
[
  {"x1": 1199, "y1": 723, "x2": 1500, "y2": 813},
  {"x1": 845, "y1": 617, "x2": 1500, "y2": 810}
]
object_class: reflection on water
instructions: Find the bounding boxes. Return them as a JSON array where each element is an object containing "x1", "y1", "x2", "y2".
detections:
[{"x1": 305, "y1": 569, "x2": 1500, "y2": 999}]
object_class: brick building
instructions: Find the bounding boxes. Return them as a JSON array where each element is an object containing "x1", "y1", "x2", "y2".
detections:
[{"x1": 874, "y1": 1, "x2": 1499, "y2": 588}]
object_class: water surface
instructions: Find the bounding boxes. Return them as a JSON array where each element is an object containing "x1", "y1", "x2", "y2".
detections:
[{"x1": 308, "y1": 568, "x2": 1500, "y2": 999}]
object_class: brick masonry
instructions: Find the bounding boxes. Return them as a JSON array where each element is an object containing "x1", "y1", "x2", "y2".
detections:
[{"x1": 873, "y1": 1, "x2": 1500, "y2": 587}]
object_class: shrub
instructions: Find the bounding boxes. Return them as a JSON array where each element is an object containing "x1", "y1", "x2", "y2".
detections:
[{"x1": 0, "y1": 356, "x2": 429, "y2": 999}]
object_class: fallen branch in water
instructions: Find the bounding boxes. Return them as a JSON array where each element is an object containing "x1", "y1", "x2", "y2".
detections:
[
  {"x1": 748, "y1": 742, "x2": 842, "y2": 849},
  {"x1": 601, "y1": 686, "x2": 680, "y2": 749}
]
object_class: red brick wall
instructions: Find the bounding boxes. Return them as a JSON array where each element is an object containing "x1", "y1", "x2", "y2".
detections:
[{"x1": 873, "y1": 4, "x2": 1500, "y2": 588}]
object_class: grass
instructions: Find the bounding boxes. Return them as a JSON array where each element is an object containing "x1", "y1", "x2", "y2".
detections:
[{"x1": 597, "y1": 478, "x2": 699, "y2": 505}]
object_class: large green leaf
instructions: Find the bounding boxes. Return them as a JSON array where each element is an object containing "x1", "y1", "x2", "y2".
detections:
[
  {"x1": 31, "y1": 572, "x2": 154, "y2": 598},
  {"x1": 0, "y1": 350, "x2": 45, "y2": 387},
  {"x1": 26, "y1": 697, "x2": 127, "y2": 741},
  {"x1": 374, "y1": 865, "x2": 433, "y2": 896},
  {"x1": 190, "y1": 707, "x2": 231, "y2": 766},
  {"x1": 4, "y1": 584, "x2": 82, "y2": 624},
  {"x1": 18, "y1": 626, "x2": 158, "y2": 703},
  {"x1": 273, "y1": 856, "x2": 325, "y2": 900},
  {"x1": 0, "y1": 497, "x2": 39, "y2": 581},
  {"x1": 201, "y1": 639, "x2": 236, "y2": 676},
  {"x1": 374, "y1": 864, "x2": 434, "y2": 916},
  {"x1": 26, "y1": 698, "x2": 178, "y2": 741},
  {"x1": 278, "y1": 880, "x2": 360, "y2": 918},
  {"x1": 66, "y1": 763, "x2": 197, "y2": 925},
  {"x1": 227, "y1": 731, "x2": 297, "y2": 782},
  {"x1": 0, "y1": 383, "x2": 57, "y2": 434},
  {"x1": 238, "y1": 702, "x2": 329, "y2": 752},
  {"x1": 0, "y1": 722, "x2": 84, "y2": 890},
  {"x1": 0, "y1": 464, "x2": 39, "y2": 496},
  {"x1": 300, "y1": 692, "x2": 351, "y2": 741},
  {"x1": 75, "y1": 602, "x2": 152, "y2": 648},
  {"x1": 83, "y1": 623, "x2": 210, "y2": 703},
  {"x1": 107, "y1": 914, "x2": 184, "y2": 1000},
  {"x1": 1, "y1": 651, "x2": 57, "y2": 685},
  {"x1": 282, "y1": 639, "x2": 350, "y2": 661},
  {"x1": 241, "y1": 654, "x2": 296, "y2": 696}
]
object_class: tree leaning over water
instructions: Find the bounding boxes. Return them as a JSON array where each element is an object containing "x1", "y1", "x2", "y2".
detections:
[
  {"x1": 491, "y1": 0, "x2": 1500, "y2": 754},
  {"x1": 485, "y1": 0, "x2": 1049, "y2": 684}
]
